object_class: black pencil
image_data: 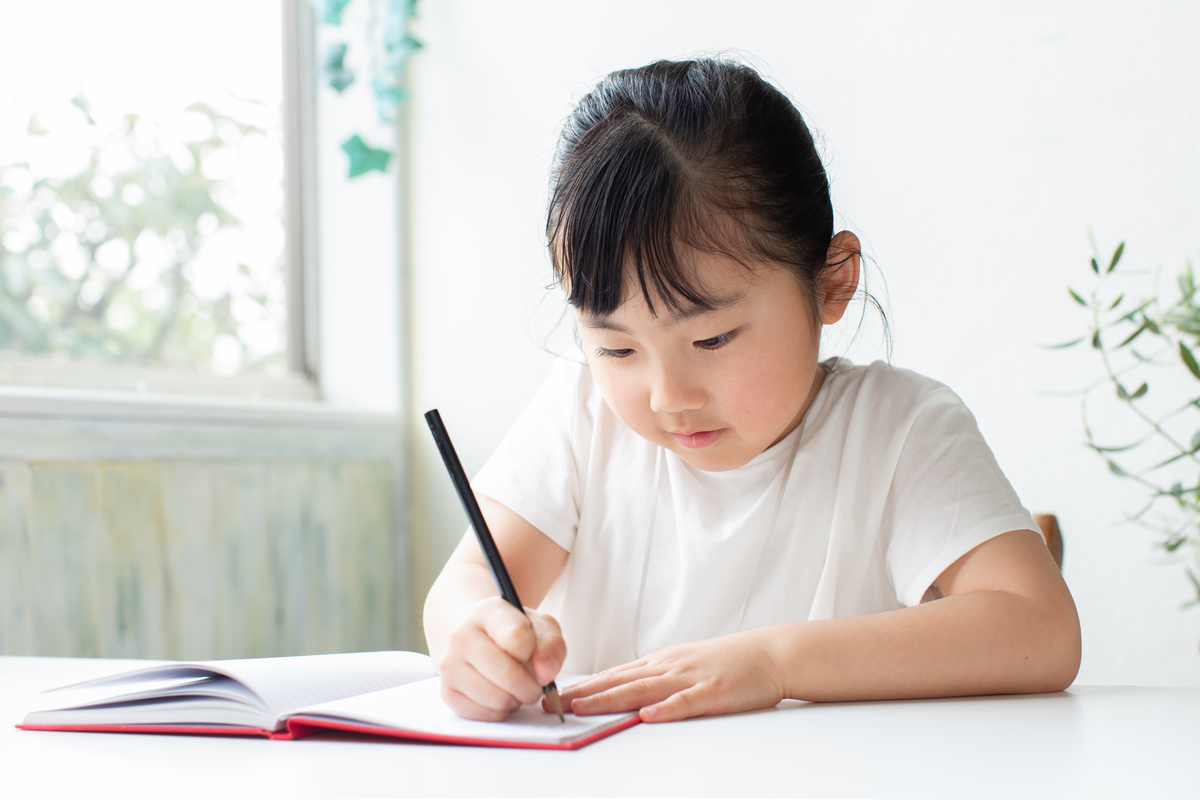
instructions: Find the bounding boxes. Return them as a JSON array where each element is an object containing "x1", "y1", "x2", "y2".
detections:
[{"x1": 425, "y1": 408, "x2": 565, "y2": 722}]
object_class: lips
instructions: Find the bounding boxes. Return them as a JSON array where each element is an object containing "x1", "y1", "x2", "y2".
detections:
[{"x1": 671, "y1": 429, "x2": 725, "y2": 449}]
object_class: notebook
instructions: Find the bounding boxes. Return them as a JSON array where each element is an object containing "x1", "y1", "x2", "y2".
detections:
[{"x1": 18, "y1": 651, "x2": 640, "y2": 750}]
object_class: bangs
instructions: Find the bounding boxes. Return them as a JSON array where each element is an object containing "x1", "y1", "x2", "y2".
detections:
[{"x1": 548, "y1": 115, "x2": 753, "y2": 318}]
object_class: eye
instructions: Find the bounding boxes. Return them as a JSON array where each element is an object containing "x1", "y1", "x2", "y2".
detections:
[
  {"x1": 595, "y1": 346, "x2": 635, "y2": 360},
  {"x1": 694, "y1": 329, "x2": 740, "y2": 351}
]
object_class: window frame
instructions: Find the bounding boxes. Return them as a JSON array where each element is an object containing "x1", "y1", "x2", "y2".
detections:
[
  {"x1": 1, "y1": 0, "x2": 406, "y2": 426},
  {"x1": 0, "y1": 0, "x2": 330, "y2": 406}
]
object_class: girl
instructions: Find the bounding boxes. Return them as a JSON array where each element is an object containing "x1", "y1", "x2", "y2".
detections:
[{"x1": 424, "y1": 58, "x2": 1080, "y2": 724}]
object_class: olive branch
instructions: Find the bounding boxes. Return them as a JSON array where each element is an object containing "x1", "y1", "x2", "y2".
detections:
[{"x1": 1054, "y1": 241, "x2": 1200, "y2": 607}]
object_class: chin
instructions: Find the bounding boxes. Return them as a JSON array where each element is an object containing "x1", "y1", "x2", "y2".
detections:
[{"x1": 672, "y1": 446, "x2": 752, "y2": 473}]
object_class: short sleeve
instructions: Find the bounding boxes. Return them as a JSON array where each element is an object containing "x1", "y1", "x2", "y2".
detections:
[
  {"x1": 471, "y1": 359, "x2": 591, "y2": 552},
  {"x1": 882, "y1": 387, "x2": 1040, "y2": 607}
]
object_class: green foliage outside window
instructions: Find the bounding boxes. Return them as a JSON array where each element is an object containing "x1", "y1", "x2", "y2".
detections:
[{"x1": 0, "y1": 102, "x2": 285, "y2": 376}]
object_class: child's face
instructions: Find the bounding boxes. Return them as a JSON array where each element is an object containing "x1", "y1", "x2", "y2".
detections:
[{"x1": 576, "y1": 246, "x2": 850, "y2": 472}]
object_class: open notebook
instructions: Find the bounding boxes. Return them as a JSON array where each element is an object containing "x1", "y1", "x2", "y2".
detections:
[{"x1": 18, "y1": 651, "x2": 639, "y2": 750}]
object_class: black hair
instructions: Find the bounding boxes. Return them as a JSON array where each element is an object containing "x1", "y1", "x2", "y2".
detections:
[{"x1": 547, "y1": 58, "x2": 859, "y2": 324}]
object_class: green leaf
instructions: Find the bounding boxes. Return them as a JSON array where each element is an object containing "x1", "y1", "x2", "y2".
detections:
[
  {"x1": 1186, "y1": 570, "x2": 1200, "y2": 605},
  {"x1": 1107, "y1": 241, "x2": 1125, "y2": 273},
  {"x1": 1068, "y1": 288, "x2": 1088, "y2": 307},
  {"x1": 1164, "y1": 536, "x2": 1186, "y2": 552},
  {"x1": 1180, "y1": 341, "x2": 1200, "y2": 380},
  {"x1": 1108, "y1": 293, "x2": 1124, "y2": 310},
  {"x1": 1146, "y1": 451, "x2": 1189, "y2": 471},
  {"x1": 1091, "y1": 330, "x2": 1101, "y2": 349},
  {"x1": 1130, "y1": 382, "x2": 1148, "y2": 399},
  {"x1": 1040, "y1": 336, "x2": 1084, "y2": 349},
  {"x1": 1107, "y1": 461, "x2": 1127, "y2": 477},
  {"x1": 1117, "y1": 299, "x2": 1152, "y2": 323},
  {"x1": 1089, "y1": 437, "x2": 1147, "y2": 453},
  {"x1": 1090, "y1": 257, "x2": 1099, "y2": 275},
  {"x1": 1116, "y1": 383, "x2": 1129, "y2": 400},
  {"x1": 1117, "y1": 322, "x2": 1148, "y2": 348},
  {"x1": 341, "y1": 134, "x2": 391, "y2": 178},
  {"x1": 1191, "y1": 431, "x2": 1200, "y2": 451}
]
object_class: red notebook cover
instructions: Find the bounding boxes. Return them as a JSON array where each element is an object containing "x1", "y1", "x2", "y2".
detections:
[{"x1": 18, "y1": 713, "x2": 641, "y2": 751}]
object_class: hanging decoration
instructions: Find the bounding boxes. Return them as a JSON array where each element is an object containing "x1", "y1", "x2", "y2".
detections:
[{"x1": 311, "y1": 0, "x2": 421, "y2": 178}]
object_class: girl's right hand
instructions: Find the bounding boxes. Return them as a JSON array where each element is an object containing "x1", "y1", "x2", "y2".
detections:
[{"x1": 435, "y1": 595, "x2": 567, "y2": 721}]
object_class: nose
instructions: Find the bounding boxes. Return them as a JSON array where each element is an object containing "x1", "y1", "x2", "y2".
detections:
[{"x1": 649, "y1": 361, "x2": 706, "y2": 414}]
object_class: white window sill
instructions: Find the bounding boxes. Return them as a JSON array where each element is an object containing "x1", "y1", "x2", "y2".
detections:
[{"x1": 0, "y1": 385, "x2": 402, "y2": 461}]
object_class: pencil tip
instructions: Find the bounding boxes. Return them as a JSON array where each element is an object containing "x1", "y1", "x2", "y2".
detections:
[{"x1": 544, "y1": 685, "x2": 565, "y2": 722}]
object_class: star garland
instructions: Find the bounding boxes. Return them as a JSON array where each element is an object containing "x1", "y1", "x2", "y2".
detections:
[{"x1": 312, "y1": 0, "x2": 421, "y2": 178}]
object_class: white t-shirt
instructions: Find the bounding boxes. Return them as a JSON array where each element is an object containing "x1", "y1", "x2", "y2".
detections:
[{"x1": 472, "y1": 357, "x2": 1038, "y2": 675}]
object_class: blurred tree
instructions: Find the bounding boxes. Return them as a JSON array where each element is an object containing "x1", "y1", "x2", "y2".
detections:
[{"x1": 0, "y1": 101, "x2": 285, "y2": 375}]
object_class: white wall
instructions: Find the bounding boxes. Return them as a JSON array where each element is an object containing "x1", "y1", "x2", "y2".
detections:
[{"x1": 406, "y1": 0, "x2": 1200, "y2": 685}]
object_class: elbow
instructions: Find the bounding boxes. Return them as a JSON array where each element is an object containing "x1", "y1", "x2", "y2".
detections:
[
  {"x1": 1027, "y1": 592, "x2": 1082, "y2": 694},
  {"x1": 1046, "y1": 614, "x2": 1082, "y2": 693}
]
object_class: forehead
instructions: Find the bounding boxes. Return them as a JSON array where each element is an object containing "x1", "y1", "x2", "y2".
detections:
[{"x1": 578, "y1": 250, "x2": 768, "y2": 331}]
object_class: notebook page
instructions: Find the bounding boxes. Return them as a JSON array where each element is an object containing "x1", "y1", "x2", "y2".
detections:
[
  {"x1": 28, "y1": 670, "x2": 221, "y2": 713},
  {"x1": 194, "y1": 651, "x2": 438, "y2": 715},
  {"x1": 290, "y1": 677, "x2": 638, "y2": 745}
]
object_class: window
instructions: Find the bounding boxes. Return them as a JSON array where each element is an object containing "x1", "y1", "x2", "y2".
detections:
[{"x1": 0, "y1": 0, "x2": 314, "y2": 398}]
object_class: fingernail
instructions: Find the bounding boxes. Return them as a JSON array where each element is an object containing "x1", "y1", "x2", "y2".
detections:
[{"x1": 544, "y1": 657, "x2": 560, "y2": 675}]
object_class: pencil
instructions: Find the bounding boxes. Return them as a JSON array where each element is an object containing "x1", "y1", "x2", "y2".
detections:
[{"x1": 425, "y1": 409, "x2": 565, "y2": 722}]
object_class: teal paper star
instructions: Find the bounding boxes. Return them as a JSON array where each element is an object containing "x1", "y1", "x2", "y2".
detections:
[
  {"x1": 341, "y1": 135, "x2": 391, "y2": 178},
  {"x1": 312, "y1": 0, "x2": 352, "y2": 25}
]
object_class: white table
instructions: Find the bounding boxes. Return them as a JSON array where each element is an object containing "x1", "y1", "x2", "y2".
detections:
[{"x1": 2, "y1": 656, "x2": 1195, "y2": 799}]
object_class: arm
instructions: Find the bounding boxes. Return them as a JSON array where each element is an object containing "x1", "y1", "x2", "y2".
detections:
[
  {"x1": 423, "y1": 497, "x2": 570, "y2": 720},
  {"x1": 561, "y1": 528, "x2": 1081, "y2": 721}
]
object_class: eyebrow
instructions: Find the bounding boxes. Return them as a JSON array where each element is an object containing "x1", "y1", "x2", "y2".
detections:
[{"x1": 580, "y1": 291, "x2": 748, "y2": 333}]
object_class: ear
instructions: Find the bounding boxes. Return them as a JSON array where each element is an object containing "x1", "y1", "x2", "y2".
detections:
[{"x1": 818, "y1": 230, "x2": 861, "y2": 326}]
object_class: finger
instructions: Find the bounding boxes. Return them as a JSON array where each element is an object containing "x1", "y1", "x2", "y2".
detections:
[
  {"x1": 570, "y1": 674, "x2": 679, "y2": 716},
  {"x1": 466, "y1": 641, "x2": 545, "y2": 706},
  {"x1": 441, "y1": 681, "x2": 519, "y2": 722},
  {"x1": 640, "y1": 686, "x2": 704, "y2": 723},
  {"x1": 480, "y1": 601, "x2": 539, "y2": 663},
  {"x1": 445, "y1": 660, "x2": 529, "y2": 714},
  {"x1": 527, "y1": 612, "x2": 566, "y2": 685},
  {"x1": 558, "y1": 662, "x2": 652, "y2": 703}
]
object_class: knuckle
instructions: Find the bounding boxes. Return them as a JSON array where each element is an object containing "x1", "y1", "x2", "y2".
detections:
[
  {"x1": 446, "y1": 624, "x2": 476, "y2": 653},
  {"x1": 532, "y1": 610, "x2": 562, "y2": 633},
  {"x1": 498, "y1": 659, "x2": 526, "y2": 685},
  {"x1": 540, "y1": 630, "x2": 566, "y2": 651},
  {"x1": 499, "y1": 625, "x2": 535, "y2": 658}
]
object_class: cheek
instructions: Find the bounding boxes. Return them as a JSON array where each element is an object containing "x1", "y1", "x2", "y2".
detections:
[
  {"x1": 586, "y1": 359, "x2": 656, "y2": 433},
  {"x1": 719, "y1": 333, "x2": 816, "y2": 425}
]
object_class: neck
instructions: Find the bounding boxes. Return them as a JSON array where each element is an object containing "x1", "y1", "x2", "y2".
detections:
[{"x1": 768, "y1": 361, "x2": 828, "y2": 449}]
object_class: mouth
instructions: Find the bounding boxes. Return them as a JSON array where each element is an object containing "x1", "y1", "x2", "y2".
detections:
[{"x1": 670, "y1": 429, "x2": 726, "y2": 449}]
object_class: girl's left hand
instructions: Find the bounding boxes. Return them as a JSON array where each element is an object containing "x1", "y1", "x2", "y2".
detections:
[{"x1": 555, "y1": 629, "x2": 786, "y2": 723}]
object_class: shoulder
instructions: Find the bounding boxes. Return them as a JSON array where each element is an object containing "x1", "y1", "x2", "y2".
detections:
[
  {"x1": 821, "y1": 359, "x2": 960, "y2": 421},
  {"x1": 539, "y1": 356, "x2": 605, "y2": 428}
]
